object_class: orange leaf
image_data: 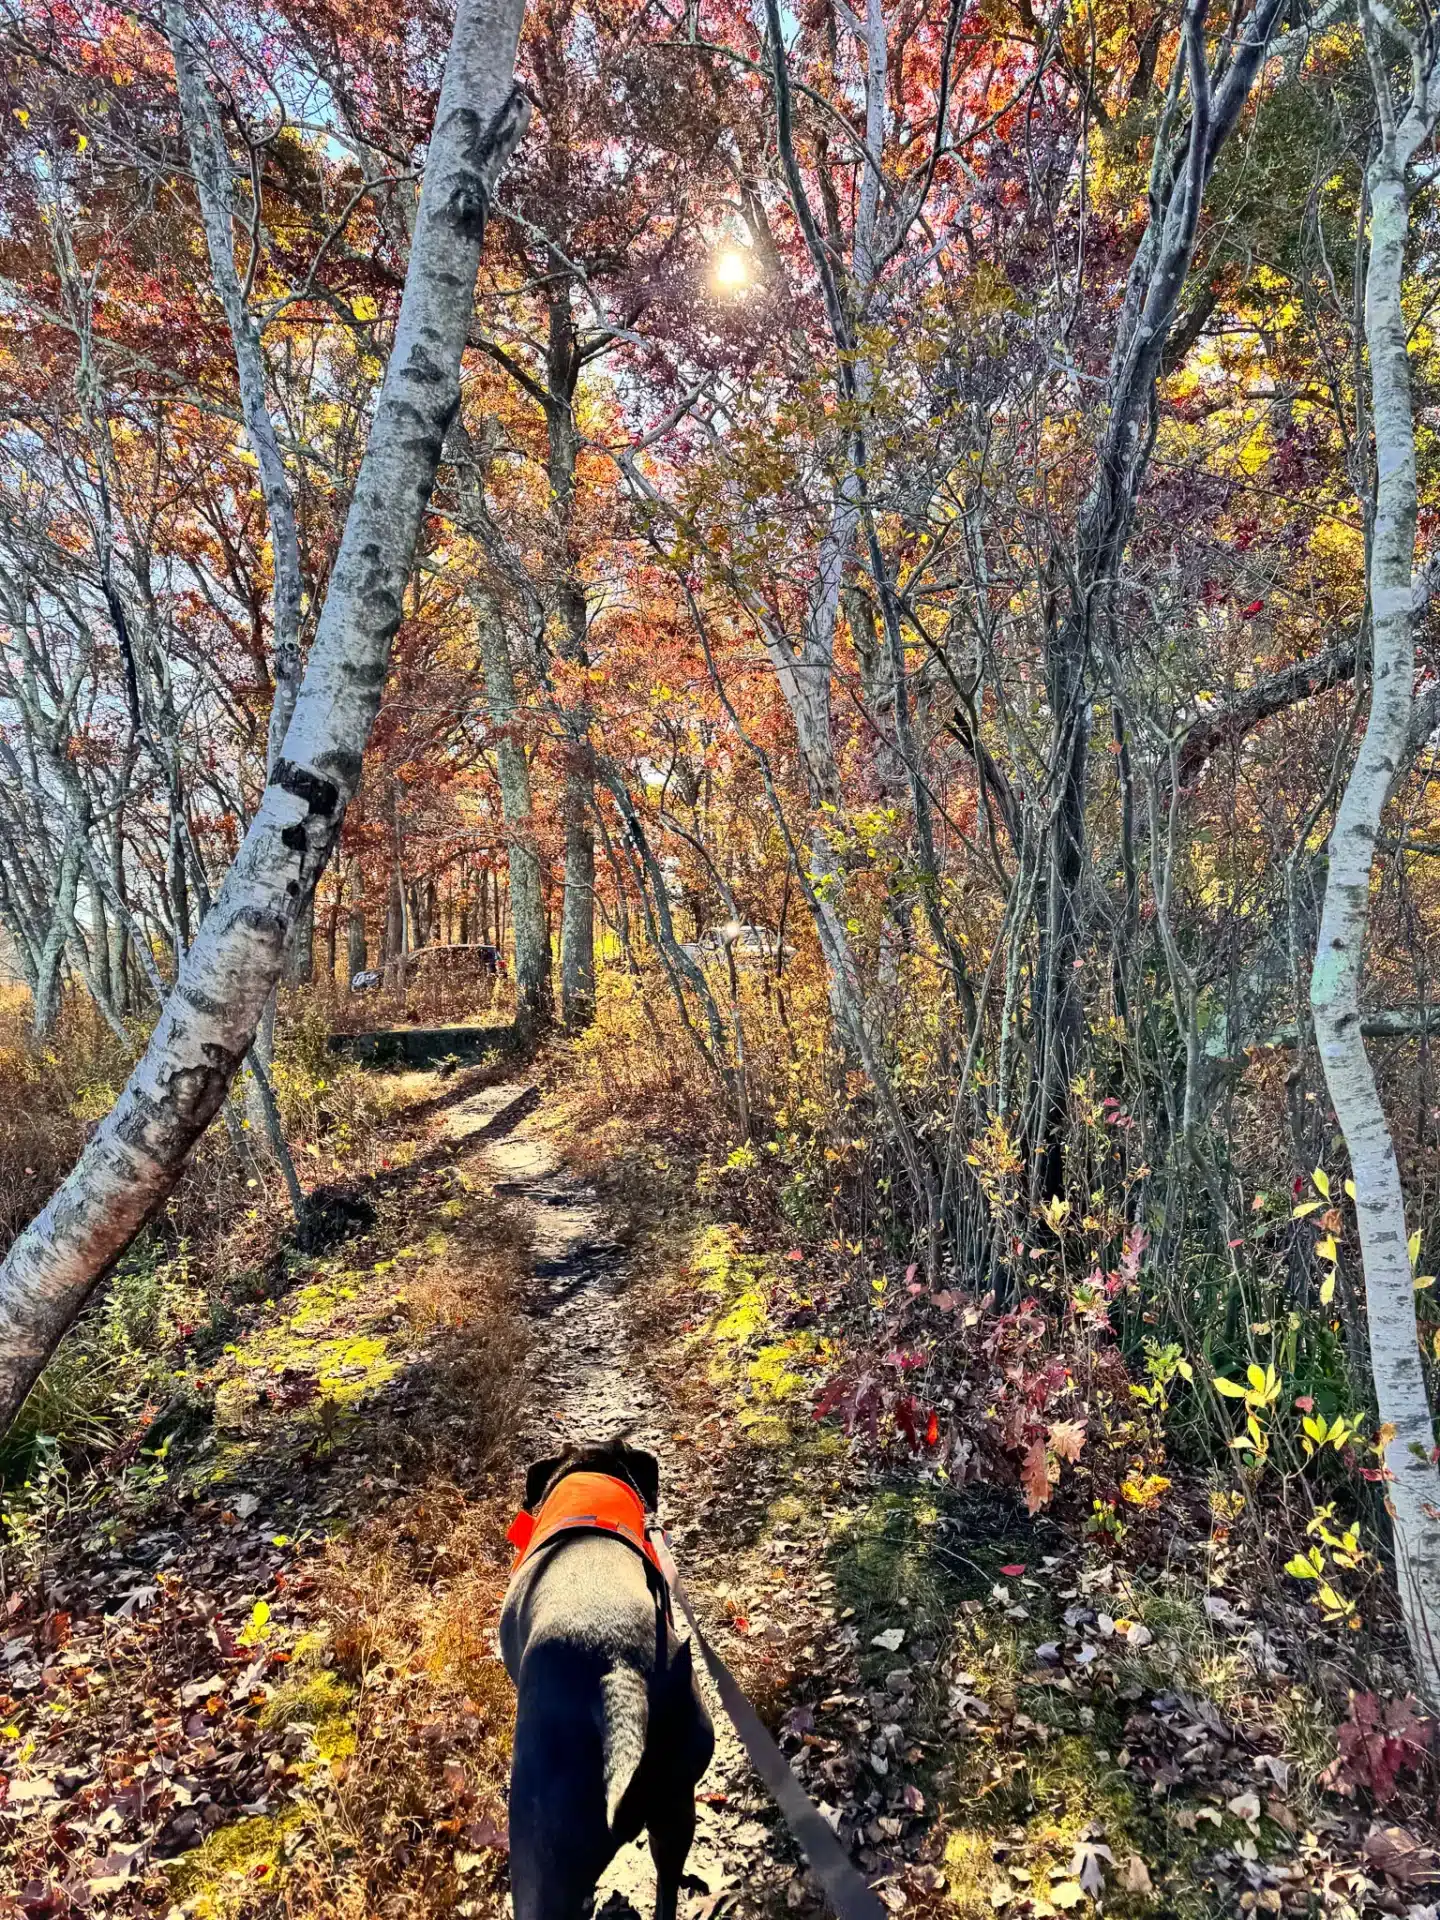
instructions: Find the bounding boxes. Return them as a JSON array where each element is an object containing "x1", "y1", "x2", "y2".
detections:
[
  {"x1": 1048, "y1": 1417, "x2": 1087, "y2": 1463},
  {"x1": 1020, "y1": 1437, "x2": 1052, "y2": 1514}
]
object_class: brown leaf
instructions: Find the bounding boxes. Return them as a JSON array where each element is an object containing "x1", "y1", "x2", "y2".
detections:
[
  {"x1": 1362, "y1": 1824, "x2": 1440, "y2": 1885},
  {"x1": 1020, "y1": 1438, "x2": 1052, "y2": 1514},
  {"x1": 1047, "y1": 1418, "x2": 1087, "y2": 1464},
  {"x1": 1122, "y1": 1855, "x2": 1153, "y2": 1894}
]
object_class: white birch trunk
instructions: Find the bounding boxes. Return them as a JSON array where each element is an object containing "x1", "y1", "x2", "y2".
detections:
[
  {"x1": 0, "y1": 0, "x2": 530, "y2": 1432},
  {"x1": 1311, "y1": 7, "x2": 1440, "y2": 1700},
  {"x1": 166, "y1": 1, "x2": 305, "y2": 763}
]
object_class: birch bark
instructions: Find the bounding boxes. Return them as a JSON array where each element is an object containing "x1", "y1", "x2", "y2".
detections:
[
  {"x1": 0, "y1": 0, "x2": 530, "y2": 1433},
  {"x1": 165, "y1": 0, "x2": 304, "y2": 763},
  {"x1": 1310, "y1": 1, "x2": 1440, "y2": 1699}
]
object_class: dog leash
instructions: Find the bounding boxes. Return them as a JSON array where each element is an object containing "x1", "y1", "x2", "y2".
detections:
[{"x1": 647, "y1": 1525, "x2": 887, "y2": 1920}]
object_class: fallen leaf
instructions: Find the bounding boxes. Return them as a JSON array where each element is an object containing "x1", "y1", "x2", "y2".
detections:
[
  {"x1": 1122, "y1": 1855, "x2": 1153, "y2": 1894},
  {"x1": 1071, "y1": 1840, "x2": 1114, "y2": 1897},
  {"x1": 1227, "y1": 1791, "x2": 1261, "y2": 1823},
  {"x1": 1049, "y1": 1881, "x2": 1085, "y2": 1910},
  {"x1": 1362, "y1": 1824, "x2": 1439, "y2": 1884},
  {"x1": 871, "y1": 1628, "x2": 906, "y2": 1653}
]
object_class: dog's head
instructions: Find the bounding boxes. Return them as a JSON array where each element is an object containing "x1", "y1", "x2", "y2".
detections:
[{"x1": 523, "y1": 1434, "x2": 661, "y2": 1514}]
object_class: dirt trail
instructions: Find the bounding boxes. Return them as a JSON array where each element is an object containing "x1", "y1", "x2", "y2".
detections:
[{"x1": 446, "y1": 1080, "x2": 785, "y2": 1916}]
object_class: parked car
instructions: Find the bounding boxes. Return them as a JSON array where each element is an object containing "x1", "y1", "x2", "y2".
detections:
[
  {"x1": 406, "y1": 942, "x2": 505, "y2": 980},
  {"x1": 680, "y1": 923, "x2": 785, "y2": 965}
]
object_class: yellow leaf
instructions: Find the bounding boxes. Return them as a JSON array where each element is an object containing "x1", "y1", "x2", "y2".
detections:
[
  {"x1": 1320, "y1": 1271, "x2": 1336, "y2": 1306},
  {"x1": 15, "y1": 108, "x2": 28, "y2": 126},
  {"x1": 1315, "y1": 1235, "x2": 1338, "y2": 1263},
  {"x1": 1416, "y1": 1275, "x2": 1436, "y2": 1292},
  {"x1": 1345, "y1": 1179, "x2": 1357, "y2": 1200},
  {"x1": 1410, "y1": 1231, "x2": 1423, "y2": 1267},
  {"x1": 1313, "y1": 1168, "x2": 1331, "y2": 1199},
  {"x1": 76, "y1": 133, "x2": 88, "y2": 152},
  {"x1": 1212, "y1": 1376, "x2": 1247, "y2": 1398},
  {"x1": 1292, "y1": 1200, "x2": 1323, "y2": 1219}
]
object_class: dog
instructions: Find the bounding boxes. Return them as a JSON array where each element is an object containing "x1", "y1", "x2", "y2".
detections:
[{"x1": 500, "y1": 1437, "x2": 715, "y2": 1920}]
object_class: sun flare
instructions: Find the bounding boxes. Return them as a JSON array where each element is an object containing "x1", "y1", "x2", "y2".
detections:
[{"x1": 712, "y1": 246, "x2": 750, "y2": 293}]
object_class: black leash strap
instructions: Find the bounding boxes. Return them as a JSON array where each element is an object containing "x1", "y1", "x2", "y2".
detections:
[{"x1": 648, "y1": 1526, "x2": 886, "y2": 1920}]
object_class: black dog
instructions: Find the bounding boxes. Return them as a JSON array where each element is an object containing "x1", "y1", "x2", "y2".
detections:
[{"x1": 500, "y1": 1438, "x2": 715, "y2": 1920}]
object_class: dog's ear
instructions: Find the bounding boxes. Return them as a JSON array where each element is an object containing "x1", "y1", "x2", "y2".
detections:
[
  {"x1": 524, "y1": 1454, "x2": 566, "y2": 1510},
  {"x1": 622, "y1": 1445, "x2": 660, "y2": 1511}
]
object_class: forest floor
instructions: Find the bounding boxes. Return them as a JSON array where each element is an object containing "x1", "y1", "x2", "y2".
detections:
[{"x1": 3, "y1": 1054, "x2": 1439, "y2": 1920}]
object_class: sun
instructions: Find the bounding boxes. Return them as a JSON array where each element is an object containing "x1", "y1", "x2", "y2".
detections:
[{"x1": 712, "y1": 246, "x2": 751, "y2": 294}]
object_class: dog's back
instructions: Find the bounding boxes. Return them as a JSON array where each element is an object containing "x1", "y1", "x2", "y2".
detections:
[{"x1": 502, "y1": 1501, "x2": 714, "y2": 1920}]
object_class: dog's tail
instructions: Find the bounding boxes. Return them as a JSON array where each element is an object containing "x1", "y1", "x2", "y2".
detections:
[{"x1": 599, "y1": 1663, "x2": 649, "y2": 1829}]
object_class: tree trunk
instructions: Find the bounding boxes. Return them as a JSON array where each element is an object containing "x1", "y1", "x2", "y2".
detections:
[
  {"x1": 347, "y1": 908, "x2": 368, "y2": 983},
  {"x1": 1310, "y1": 27, "x2": 1440, "y2": 1702},
  {"x1": 285, "y1": 896, "x2": 315, "y2": 985},
  {"x1": 560, "y1": 763, "x2": 595, "y2": 1026},
  {"x1": 91, "y1": 883, "x2": 113, "y2": 1016},
  {"x1": 0, "y1": 0, "x2": 530, "y2": 1433},
  {"x1": 545, "y1": 288, "x2": 596, "y2": 1029},
  {"x1": 384, "y1": 865, "x2": 405, "y2": 984},
  {"x1": 470, "y1": 585, "x2": 551, "y2": 1023},
  {"x1": 167, "y1": 0, "x2": 304, "y2": 762},
  {"x1": 31, "y1": 840, "x2": 80, "y2": 1039}
]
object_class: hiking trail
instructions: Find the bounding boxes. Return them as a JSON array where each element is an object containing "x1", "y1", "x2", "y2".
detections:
[{"x1": 447, "y1": 1079, "x2": 790, "y2": 1918}]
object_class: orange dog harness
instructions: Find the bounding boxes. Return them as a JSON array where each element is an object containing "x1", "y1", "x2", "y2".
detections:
[{"x1": 507, "y1": 1470, "x2": 666, "y2": 1581}]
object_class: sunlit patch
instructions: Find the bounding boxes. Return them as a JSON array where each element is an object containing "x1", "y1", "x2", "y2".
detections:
[{"x1": 713, "y1": 246, "x2": 750, "y2": 294}]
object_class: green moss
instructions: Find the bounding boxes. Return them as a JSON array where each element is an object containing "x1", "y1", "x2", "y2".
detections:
[
  {"x1": 737, "y1": 1411, "x2": 792, "y2": 1448},
  {"x1": 748, "y1": 1339, "x2": 812, "y2": 1401},
  {"x1": 166, "y1": 1808, "x2": 303, "y2": 1914},
  {"x1": 258, "y1": 1664, "x2": 357, "y2": 1771},
  {"x1": 258, "y1": 1666, "x2": 354, "y2": 1732},
  {"x1": 714, "y1": 1289, "x2": 767, "y2": 1342},
  {"x1": 769, "y1": 1493, "x2": 807, "y2": 1524}
]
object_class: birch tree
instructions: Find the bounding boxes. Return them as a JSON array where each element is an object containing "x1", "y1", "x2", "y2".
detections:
[
  {"x1": 1310, "y1": 0, "x2": 1440, "y2": 1701},
  {"x1": 0, "y1": 0, "x2": 531, "y2": 1434}
]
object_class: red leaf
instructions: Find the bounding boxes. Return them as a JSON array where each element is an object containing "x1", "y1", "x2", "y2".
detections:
[
  {"x1": 999, "y1": 1564, "x2": 1026, "y2": 1577},
  {"x1": 925, "y1": 1410, "x2": 940, "y2": 1448}
]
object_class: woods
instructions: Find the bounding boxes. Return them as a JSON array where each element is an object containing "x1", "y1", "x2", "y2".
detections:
[{"x1": 7, "y1": 0, "x2": 1440, "y2": 1906}]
